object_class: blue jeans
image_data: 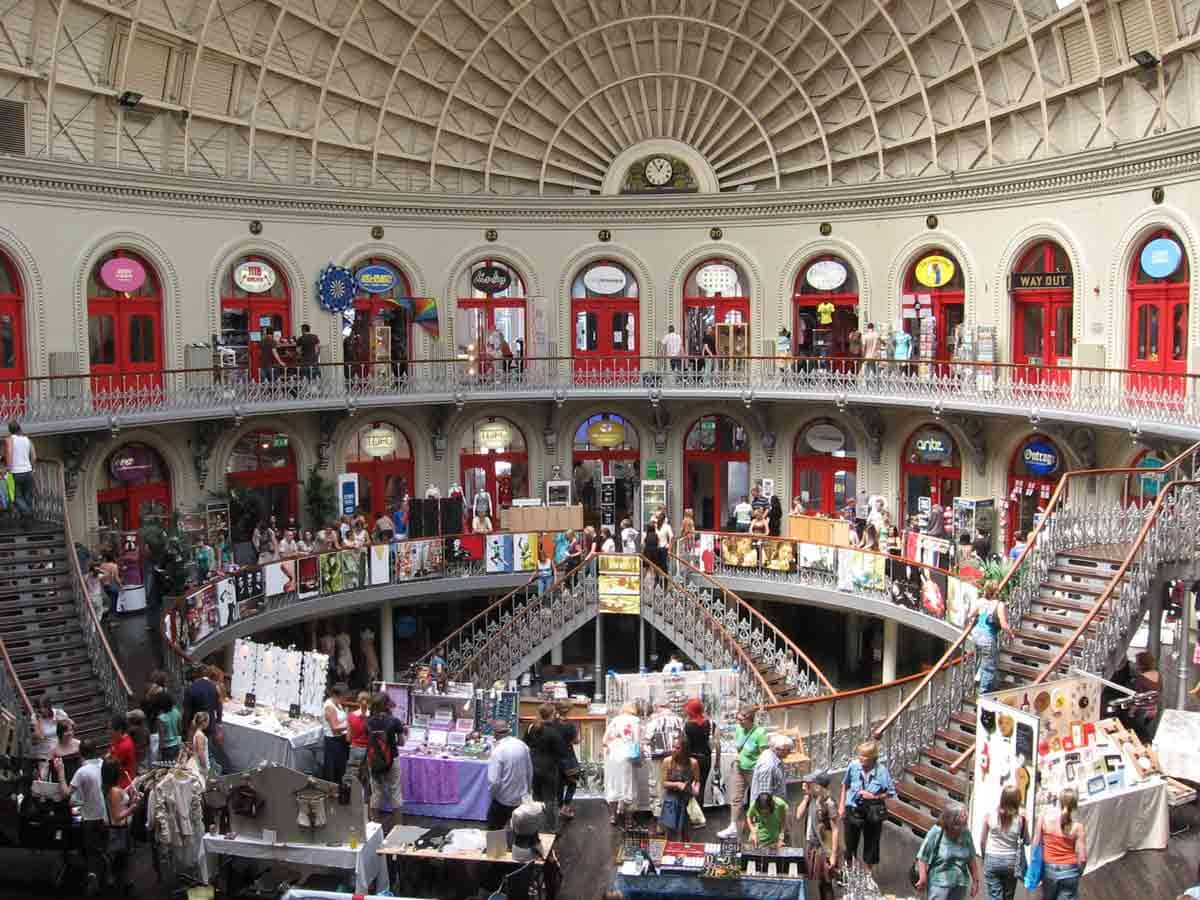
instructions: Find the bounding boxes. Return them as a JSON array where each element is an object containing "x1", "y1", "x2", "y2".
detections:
[
  {"x1": 927, "y1": 885, "x2": 968, "y2": 900},
  {"x1": 984, "y1": 855, "x2": 1018, "y2": 900},
  {"x1": 1043, "y1": 862, "x2": 1081, "y2": 900},
  {"x1": 11, "y1": 471, "x2": 32, "y2": 517},
  {"x1": 974, "y1": 628, "x2": 998, "y2": 693}
]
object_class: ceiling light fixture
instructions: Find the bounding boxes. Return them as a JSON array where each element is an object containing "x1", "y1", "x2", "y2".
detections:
[
  {"x1": 117, "y1": 90, "x2": 143, "y2": 109},
  {"x1": 1132, "y1": 50, "x2": 1159, "y2": 69}
]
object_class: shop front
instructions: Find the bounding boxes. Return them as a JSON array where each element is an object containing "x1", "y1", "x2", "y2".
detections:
[
  {"x1": 793, "y1": 255, "x2": 859, "y2": 368},
  {"x1": 460, "y1": 417, "x2": 529, "y2": 531},
  {"x1": 345, "y1": 422, "x2": 414, "y2": 521},
  {"x1": 791, "y1": 419, "x2": 856, "y2": 517},
  {"x1": 0, "y1": 250, "x2": 24, "y2": 397},
  {"x1": 900, "y1": 425, "x2": 961, "y2": 524},
  {"x1": 1128, "y1": 229, "x2": 1189, "y2": 391},
  {"x1": 682, "y1": 259, "x2": 750, "y2": 371},
  {"x1": 571, "y1": 260, "x2": 639, "y2": 375},
  {"x1": 902, "y1": 249, "x2": 965, "y2": 364},
  {"x1": 219, "y1": 255, "x2": 291, "y2": 378},
  {"x1": 226, "y1": 430, "x2": 298, "y2": 541},
  {"x1": 684, "y1": 415, "x2": 749, "y2": 531},
  {"x1": 1010, "y1": 240, "x2": 1073, "y2": 385},
  {"x1": 342, "y1": 259, "x2": 412, "y2": 379},
  {"x1": 1007, "y1": 434, "x2": 1064, "y2": 547},
  {"x1": 88, "y1": 250, "x2": 163, "y2": 395},
  {"x1": 573, "y1": 413, "x2": 639, "y2": 528},
  {"x1": 455, "y1": 259, "x2": 527, "y2": 377},
  {"x1": 96, "y1": 442, "x2": 171, "y2": 536}
]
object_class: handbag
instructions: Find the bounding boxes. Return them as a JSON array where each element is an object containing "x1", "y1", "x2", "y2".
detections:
[
  {"x1": 687, "y1": 796, "x2": 706, "y2": 827},
  {"x1": 863, "y1": 798, "x2": 888, "y2": 825},
  {"x1": 1024, "y1": 840, "x2": 1044, "y2": 891},
  {"x1": 623, "y1": 736, "x2": 642, "y2": 762},
  {"x1": 910, "y1": 824, "x2": 942, "y2": 887}
]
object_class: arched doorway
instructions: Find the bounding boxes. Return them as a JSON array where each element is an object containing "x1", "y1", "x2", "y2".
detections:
[
  {"x1": 792, "y1": 419, "x2": 856, "y2": 517},
  {"x1": 900, "y1": 425, "x2": 961, "y2": 524},
  {"x1": 902, "y1": 249, "x2": 965, "y2": 364},
  {"x1": 571, "y1": 260, "x2": 639, "y2": 376},
  {"x1": 219, "y1": 254, "x2": 291, "y2": 379},
  {"x1": 455, "y1": 260, "x2": 527, "y2": 378},
  {"x1": 345, "y1": 422, "x2": 414, "y2": 520},
  {"x1": 460, "y1": 417, "x2": 529, "y2": 531},
  {"x1": 1008, "y1": 434, "x2": 1065, "y2": 548},
  {"x1": 794, "y1": 255, "x2": 859, "y2": 371},
  {"x1": 226, "y1": 430, "x2": 298, "y2": 540},
  {"x1": 88, "y1": 250, "x2": 163, "y2": 394},
  {"x1": 682, "y1": 259, "x2": 750, "y2": 373},
  {"x1": 684, "y1": 415, "x2": 750, "y2": 531},
  {"x1": 573, "y1": 414, "x2": 639, "y2": 528},
  {"x1": 0, "y1": 250, "x2": 24, "y2": 396},
  {"x1": 343, "y1": 259, "x2": 413, "y2": 380},
  {"x1": 96, "y1": 443, "x2": 171, "y2": 536},
  {"x1": 1011, "y1": 241, "x2": 1073, "y2": 384},
  {"x1": 1128, "y1": 229, "x2": 1189, "y2": 391}
]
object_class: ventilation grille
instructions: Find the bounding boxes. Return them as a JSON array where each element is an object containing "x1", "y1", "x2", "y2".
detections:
[
  {"x1": 1119, "y1": 0, "x2": 1174, "y2": 57},
  {"x1": 0, "y1": 99, "x2": 27, "y2": 156},
  {"x1": 1062, "y1": 10, "x2": 1118, "y2": 83},
  {"x1": 191, "y1": 54, "x2": 236, "y2": 115}
]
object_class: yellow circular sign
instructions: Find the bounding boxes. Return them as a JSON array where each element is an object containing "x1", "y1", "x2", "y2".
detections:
[
  {"x1": 477, "y1": 423, "x2": 511, "y2": 450},
  {"x1": 363, "y1": 428, "x2": 396, "y2": 457},
  {"x1": 914, "y1": 254, "x2": 956, "y2": 288},
  {"x1": 586, "y1": 420, "x2": 626, "y2": 448}
]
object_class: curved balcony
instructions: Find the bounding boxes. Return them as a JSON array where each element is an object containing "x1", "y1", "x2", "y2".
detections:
[{"x1": 13, "y1": 356, "x2": 1200, "y2": 439}]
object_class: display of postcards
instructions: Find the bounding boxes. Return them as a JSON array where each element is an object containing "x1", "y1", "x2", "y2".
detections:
[
  {"x1": 428, "y1": 729, "x2": 449, "y2": 746},
  {"x1": 433, "y1": 708, "x2": 454, "y2": 723},
  {"x1": 412, "y1": 713, "x2": 431, "y2": 726},
  {"x1": 370, "y1": 544, "x2": 391, "y2": 586},
  {"x1": 1087, "y1": 775, "x2": 1106, "y2": 796},
  {"x1": 447, "y1": 731, "x2": 468, "y2": 747},
  {"x1": 455, "y1": 718, "x2": 474, "y2": 732},
  {"x1": 339, "y1": 550, "x2": 364, "y2": 590},
  {"x1": 486, "y1": 534, "x2": 514, "y2": 573},
  {"x1": 408, "y1": 726, "x2": 427, "y2": 744},
  {"x1": 297, "y1": 556, "x2": 320, "y2": 599},
  {"x1": 320, "y1": 552, "x2": 343, "y2": 594}
]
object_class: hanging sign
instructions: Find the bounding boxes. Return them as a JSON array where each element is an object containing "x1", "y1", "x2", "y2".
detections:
[
  {"x1": 912, "y1": 429, "x2": 953, "y2": 463},
  {"x1": 234, "y1": 260, "x2": 277, "y2": 294},
  {"x1": 100, "y1": 257, "x2": 147, "y2": 293},
  {"x1": 1021, "y1": 439, "x2": 1059, "y2": 476},
  {"x1": 805, "y1": 422, "x2": 846, "y2": 454},
  {"x1": 1009, "y1": 271, "x2": 1073, "y2": 290},
  {"x1": 108, "y1": 445, "x2": 157, "y2": 483},
  {"x1": 1140, "y1": 238, "x2": 1183, "y2": 279},
  {"x1": 316, "y1": 263, "x2": 356, "y2": 312},
  {"x1": 363, "y1": 428, "x2": 396, "y2": 457},
  {"x1": 805, "y1": 260, "x2": 848, "y2": 292},
  {"x1": 471, "y1": 265, "x2": 512, "y2": 295},
  {"x1": 586, "y1": 420, "x2": 626, "y2": 448},
  {"x1": 355, "y1": 265, "x2": 397, "y2": 295},
  {"x1": 695, "y1": 263, "x2": 739, "y2": 295},
  {"x1": 477, "y1": 422, "x2": 511, "y2": 450},
  {"x1": 914, "y1": 255, "x2": 956, "y2": 288},
  {"x1": 583, "y1": 264, "x2": 627, "y2": 295}
]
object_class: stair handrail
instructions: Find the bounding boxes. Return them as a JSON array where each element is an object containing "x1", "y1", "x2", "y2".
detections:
[
  {"x1": 668, "y1": 543, "x2": 835, "y2": 695},
  {"x1": 873, "y1": 440, "x2": 1200, "y2": 742},
  {"x1": 0, "y1": 634, "x2": 35, "y2": 754}
]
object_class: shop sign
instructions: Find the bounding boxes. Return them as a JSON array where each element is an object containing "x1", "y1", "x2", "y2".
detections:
[
  {"x1": 471, "y1": 264, "x2": 512, "y2": 295},
  {"x1": 233, "y1": 260, "x2": 277, "y2": 294},
  {"x1": 355, "y1": 264, "x2": 397, "y2": 295},
  {"x1": 1140, "y1": 237, "x2": 1182, "y2": 279},
  {"x1": 100, "y1": 257, "x2": 147, "y2": 293},
  {"x1": 478, "y1": 422, "x2": 511, "y2": 450},
  {"x1": 337, "y1": 473, "x2": 359, "y2": 516},
  {"x1": 1009, "y1": 271, "x2": 1073, "y2": 290},
  {"x1": 1022, "y1": 439, "x2": 1059, "y2": 476},
  {"x1": 587, "y1": 419, "x2": 626, "y2": 448},
  {"x1": 805, "y1": 422, "x2": 845, "y2": 454},
  {"x1": 272, "y1": 434, "x2": 289, "y2": 449},
  {"x1": 695, "y1": 263, "x2": 739, "y2": 295},
  {"x1": 363, "y1": 427, "x2": 396, "y2": 457},
  {"x1": 108, "y1": 445, "x2": 156, "y2": 482},
  {"x1": 912, "y1": 429, "x2": 953, "y2": 463},
  {"x1": 583, "y1": 264, "x2": 627, "y2": 295},
  {"x1": 914, "y1": 255, "x2": 956, "y2": 288},
  {"x1": 805, "y1": 259, "x2": 848, "y2": 292}
]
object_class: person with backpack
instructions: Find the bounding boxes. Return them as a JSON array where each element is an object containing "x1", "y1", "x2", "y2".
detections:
[{"x1": 365, "y1": 692, "x2": 406, "y2": 829}]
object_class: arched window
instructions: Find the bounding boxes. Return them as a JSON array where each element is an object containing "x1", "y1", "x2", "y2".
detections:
[
  {"x1": 573, "y1": 413, "x2": 639, "y2": 527},
  {"x1": 220, "y1": 255, "x2": 291, "y2": 380},
  {"x1": 682, "y1": 259, "x2": 750, "y2": 372},
  {"x1": 1008, "y1": 434, "x2": 1065, "y2": 548},
  {"x1": 455, "y1": 260, "x2": 527, "y2": 378},
  {"x1": 345, "y1": 422, "x2": 414, "y2": 520},
  {"x1": 902, "y1": 249, "x2": 965, "y2": 364},
  {"x1": 1011, "y1": 241, "x2": 1073, "y2": 381},
  {"x1": 460, "y1": 417, "x2": 529, "y2": 531},
  {"x1": 226, "y1": 430, "x2": 298, "y2": 541},
  {"x1": 97, "y1": 442, "x2": 171, "y2": 534},
  {"x1": 794, "y1": 255, "x2": 860, "y2": 368},
  {"x1": 1128, "y1": 229, "x2": 1189, "y2": 387},
  {"x1": 792, "y1": 419, "x2": 856, "y2": 517},
  {"x1": 571, "y1": 260, "x2": 640, "y2": 375},
  {"x1": 684, "y1": 415, "x2": 750, "y2": 530},
  {"x1": 0, "y1": 251, "x2": 24, "y2": 393},
  {"x1": 88, "y1": 250, "x2": 162, "y2": 393},
  {"x1": 343, "y1": 259, "x2": 414, "y2": 380},
  {"x1": 900, "y1": 425, "x2": 961, "y2": 522}
]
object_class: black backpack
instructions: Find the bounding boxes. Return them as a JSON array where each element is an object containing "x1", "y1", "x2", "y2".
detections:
[{"x1": 367, "y1": 729, "x2": 393, "y2": 776}]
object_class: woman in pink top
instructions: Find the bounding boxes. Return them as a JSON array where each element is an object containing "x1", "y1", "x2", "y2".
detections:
[
  {"x1": 1033, "y1": 788, "x2": 1086, "y2": 900},
  {"x1": 346, "y1": 691, "x2": 371, "y2": 769}
]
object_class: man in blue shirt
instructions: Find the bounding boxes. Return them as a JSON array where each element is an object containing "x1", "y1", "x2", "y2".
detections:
[{"x1": 487, "y1": 719, "x2": 532, "y2": 830}]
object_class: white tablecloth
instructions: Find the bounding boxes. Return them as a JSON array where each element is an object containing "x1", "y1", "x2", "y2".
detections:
[
  {"x1": 222, "y1": 705, "x2": 323, "y2": 773},
  {"x1": 1153, "y1": 709, "x2": 1200, "y2": 783},
  {"x1": 203, "y1": 820, "x2": 390, "y2": 893},
  {"x1": 1075, "y1": 778, "x2": 1169, "y2": 872}
]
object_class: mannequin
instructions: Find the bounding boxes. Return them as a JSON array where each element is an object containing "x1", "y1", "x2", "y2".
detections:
[
  {"x1": 335, "y1": 629, "x2": 354, "y2": 680},
  {"x1": 473, "y1": 488, "x2": 493, "y2": 520},
  {"x1": 318, "y1": 629, "x2": 336, "y2": 659},
  {"x1": 425, "y1": 483, "x2": 441, "y2": 500},
  {"x1": 360, "y1": 627, "x2": 381, "y2": 684}
]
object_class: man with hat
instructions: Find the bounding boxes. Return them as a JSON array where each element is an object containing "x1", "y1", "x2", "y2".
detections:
[
  {"x1": 487, "y1": 718, "x2": 532, "y2": 831},
  {"x1": 797, "y1": 771, "x2": 840, "y2": 900}
]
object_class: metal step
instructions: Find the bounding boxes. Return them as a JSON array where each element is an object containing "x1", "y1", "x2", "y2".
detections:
[
  {"x1": 934, "y1": 728, "x2": 973, "y2": 752},
  {"x1": 896, "y1": 779, "x2": 950, "y2": 817},
  {"x1": 10, "y1": 645, "x2": 91, "y2": 675},
  {"x1": 908, "y1": 763, "x2": 969, "y2": 798},
  {"x1": 885, "y1": 797, "x2": 935, "y2": 833}
]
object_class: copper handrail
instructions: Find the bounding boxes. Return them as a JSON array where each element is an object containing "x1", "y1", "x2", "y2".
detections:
[{"x1": 0, "y1": 636, "x2": 34, "y2": 721}]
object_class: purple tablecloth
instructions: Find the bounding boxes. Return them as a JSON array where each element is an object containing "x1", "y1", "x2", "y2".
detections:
[{"x1": 399, "y1": 754, "x2": 490, "y2": 821}]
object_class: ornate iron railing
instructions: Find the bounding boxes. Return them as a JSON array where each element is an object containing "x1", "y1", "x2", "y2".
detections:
[
  {"x1": 9, "y1": 355, "x2": 1200, "y2": 435},
  {"x1": 0, "y1": 636, "x2": 34, "y2": 758}
]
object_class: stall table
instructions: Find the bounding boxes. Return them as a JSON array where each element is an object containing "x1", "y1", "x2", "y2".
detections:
[
  {"x1": 221, "y1": 703, "x2": 323, "y2": 773},
  {"x1": 613, "y1": 872, "x2": 806, "y2": 899},
  {"x1": 398, "y1": 752, "x2": 491, "y2": 821},
  {"x1": 1075, "y1": 777, "x2": 1169, "y2": 873},
  {"x1": 1153, "y1": 709, "x2": 1200, "y2": 783},
  {"x1": 380, "y1": 829, "x2": 558, "y2": 899}
]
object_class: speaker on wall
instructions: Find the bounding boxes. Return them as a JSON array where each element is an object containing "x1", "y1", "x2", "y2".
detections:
[
  {"x1": 441, "y1": 497, "x2": 464, "y2": 535},
  {"x1": 422, "y1": 501, "x2": 439, "y2": 537},
  {"x1": 408, "y1": 498, "x2": 426, "y2": 538}
]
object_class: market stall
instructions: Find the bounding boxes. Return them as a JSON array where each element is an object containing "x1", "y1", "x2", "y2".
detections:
[
  {"x1": 222, "y1": 702, "x2": 323, "y2": 773},
  {"x1": 611, "y1": 837, "x2": 807, "y2": 900},
  {"x1": 379, "y1": 826, "x2": 558, "y2": 900}
]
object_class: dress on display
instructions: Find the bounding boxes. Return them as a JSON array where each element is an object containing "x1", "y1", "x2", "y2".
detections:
[
  {"x1": 361, "y1": 627, "x2": 381, "y2": 683},
  {"x1": 335, "y1": 631, "x2": 355, "y2": 679}
]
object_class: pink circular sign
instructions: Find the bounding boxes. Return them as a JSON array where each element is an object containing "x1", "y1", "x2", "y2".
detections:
[{"x1": 100, "y1": 257, "x2": 147, "y2": 293}]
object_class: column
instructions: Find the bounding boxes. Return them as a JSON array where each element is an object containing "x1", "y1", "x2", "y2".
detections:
[
  {"x1": 551, "y1": 643, "x2": 563, "y2": 666},
  {"x1": 1148, "y1": 582, "x2": 1165, "y2": 666},
  {"x1": 1177, "y1": 584, "x2": 1194, "y2": 711},
  {"x1": 594, "y1": 616, "x2": 604, "y2": 692},
  {"x1": 882, "y1": 618, "x2": 899, "y2": 683},
  {"x1": 380, "y1": 603, "x2": 394, "y2": 682},
  {"x1": 639, "y1": 617, "x2": 646, "y2": 672}
]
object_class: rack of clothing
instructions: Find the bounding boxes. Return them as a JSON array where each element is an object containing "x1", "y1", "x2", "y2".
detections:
[{"x1": 139, "y1": 753, "x2": 207, "y2": 886}]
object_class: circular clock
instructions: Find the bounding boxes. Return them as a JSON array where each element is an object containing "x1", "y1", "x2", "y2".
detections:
[{"x1": 644, "y1": 156, "x2": 673, "y2": 186}]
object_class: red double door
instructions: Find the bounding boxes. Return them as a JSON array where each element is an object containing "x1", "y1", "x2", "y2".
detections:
[
  {"x1": 1013, "y1": 294, "x2": 1073, "y2": 387},
  {"x1": 1128, "y1": 286, "x2": 1188, "y2": 394},
  {"x1": 572, "y1": 298, "x2": 638, "y2": 376},
  {"x1": 89, "y1": 297, "x2": 163, "y2": 396}
]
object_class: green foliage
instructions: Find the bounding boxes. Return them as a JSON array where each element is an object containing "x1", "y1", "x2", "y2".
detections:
[
  {"x1": 304, "y1": 466, "x2": 337, "y2": 528},
  {"x1": 140, "y1": 513, "x2": 193, "y2": 595},
  {"x1": 977, "y1": 556, "x2": 1013, "y2": 599}
]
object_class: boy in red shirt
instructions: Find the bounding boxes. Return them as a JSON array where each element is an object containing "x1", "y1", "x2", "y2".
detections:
[{"x1": 109, "y1": 713, "x2": 136, "y2": 789}]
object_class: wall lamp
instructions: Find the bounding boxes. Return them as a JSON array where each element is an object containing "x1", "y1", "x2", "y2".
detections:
[
  {"x1": 1132, "y1": 50, "x2": 1159, "y2": 69},
  {"x1": 117, "y1": 90, "x2": 143, "y2": 109}
]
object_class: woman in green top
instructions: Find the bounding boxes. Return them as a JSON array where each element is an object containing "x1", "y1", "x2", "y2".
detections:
[
  {"x1": 718, "y1": 705, "x2": 769, "y2": 839},
  {"x1": 915, "y1": 801, "x2": 980, "y2": 900},
  {"x1": 156, "y1": 692, "x2": 183, "y2": 763},
  {"x1": 747, "y1": 791, "x2": 789, "y2": 848}
]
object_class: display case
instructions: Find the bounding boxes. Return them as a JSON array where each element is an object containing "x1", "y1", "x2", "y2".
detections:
[
  {"x1": 952, "y1": 496, "x2": 996, "y2": 539},
  {"x1": 715, "y1": 322, "x2": 750, "y2": 372}
]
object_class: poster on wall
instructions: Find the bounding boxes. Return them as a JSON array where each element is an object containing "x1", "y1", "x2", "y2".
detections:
[
  {"x1": 235, "y1": 568, "x2": 264, "y2": 617},
  {"x1": 297, "y1": 556, "x2": 320, "y2": 600},
  {"x1": 370, "y1": 544, "x2": 392, "y2": 585},
  {"x1": 409, "y1": 540, "x2": 444, "y2": 579},
  {"x1": 486, "y1": 534, "x2": 514, "y2": 573},
  {"x1": 598, "y1": 554, "x2": 640, "y2": 615},
  {"x1": 216, "y1": 578, "x2": 238, "y2": 629},
  {"x1": 720, "y1": 534, "x2": 758, "y2": 568},
  {"x1": 837, "y1": 550, "x2": 885, "y2": 592},
  {"x1": 189, "y1": 585, "x2": 217, "y2": 644},
  {"x1": 446, "y1": 534, "x2": 484, "y2": 564},
  {"x1": 761, "y1": 540, "x2": 797, "y2": 572},
  {"x1": 945, "y1": 578, "x2": 976, "y2": 629},
  {"x1": 264, "y1": 560, "x2": 296, "y2": 601},
  {"x1": 798, "y1": 542, "x2": 837, "y2": 574},
  {"x1": 971, "y1": 697, "x2": 1040, "y2": 853},
  {"x1": 920, "y1": 569, "x2": 948, "y2": 619},
  {"x1": 696, "y1": 532, "x2": 715, "y2": 573},
  {"x1": 320, "y1": 552, "x2": 343, "y2": 594},
  {"x1": 339, "y1": 549, "x2": 367, "y2": 590},
  {"x1": 551, "y1": 531, "x2": 572, "y2": 566},
  {"x1": 514, "y1": 532, "x2": 537, "y2": 571}
]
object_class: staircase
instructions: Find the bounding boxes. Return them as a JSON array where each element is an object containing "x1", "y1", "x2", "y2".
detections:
[{"x1": 0, "y1": 462, "x2": 131, "y2": 754}]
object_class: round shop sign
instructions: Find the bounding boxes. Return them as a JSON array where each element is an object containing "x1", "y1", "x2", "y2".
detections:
[
  {"x1": 695, "y1": 263, "x2": 739, "y2": 295},
  {"x1": 233, "y1": 260, "x2": 277, "y2": 294},
  {"x1": 470, "y1": 264, "x2": 512, "y2": 295},
  {"x1": 1140, "y1": 237, "x2": 1182, "y2": 279},
  {"x1": 477, "y1": 422, "x2": 511, "y2": 450},
  {"x1": 805, "y1": 422, "x2": 846, "y2": 454},
  {"x1": 355, "y1": 265, "x2": 397, "y2": 295},
  {"x1": 914, "y1": 254, "x2": 956, "y2": 288},
  {"x1": 805, "y1": 259, "x2": 848, "y2": 292},
  {"x1": 100, "y1": 257, "x2": 146, "y2": 293},
  {"x1": 912, "y1": 429, "x2": 953, "y2": 463},
  {"x1": 362, "y1": 427, "x2": 396, "y2": 457},
  {"x1": 586, "y1": 420, "x2": 626, "y2": 448},
  {"x1": 1021, "y1": 439, "x2": 1059, "y2": 476},
  {"x1": 108, "y1": 445, "x2": 156, "y2": 482},
  {"x1": 582, "y1": 264, "x2": 627, "y2": 295},
  {"x1": 1137, "y1": 455, "x2": 1166, "y2": 497}
]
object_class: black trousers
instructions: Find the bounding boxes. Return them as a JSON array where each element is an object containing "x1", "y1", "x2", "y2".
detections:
[
  {"x1": 691, "y1": 753, "x2": 711, "y2": 804},
  {"x1": 323, "y1": 735, "x2": 349, "y2": 783},
  {"x1": 78, "y1": 819, "x2": 108, "y2": 892},
  {"x1": 487, "y1": 799, "x2": 517, "y2": 831}
]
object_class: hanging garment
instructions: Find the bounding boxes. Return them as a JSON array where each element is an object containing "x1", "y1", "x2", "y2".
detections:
[
  {"x1": 335, "y1": 631, "x2": 355, "y2": 678},
  {"x1": 361, "y1": 628, "x2": 381, "y2": 683}
]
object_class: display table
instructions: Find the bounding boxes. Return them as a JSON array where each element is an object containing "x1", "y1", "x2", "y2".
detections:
[
  {"x1": 1076, "y1": 778, "x2": 1169, "y2": 872},
  {"x1": 379, "y1": 828, "x2": 555, "y2": 863},
  {"x1": 1153, "y1": 709, "x2": 1200, "y2": 783},
  {"x1": 221, "y1": 703, "x2": 323, "y2": 773},
  {"x1": 398, "y1": 753, "x2": 490, "y2": 821},
  {"x1": 614, "y1": 872, "x2": 806, "y2": 900},
  {"x1": 282, "y1": 892, "x2": 430, "y2": 900}
]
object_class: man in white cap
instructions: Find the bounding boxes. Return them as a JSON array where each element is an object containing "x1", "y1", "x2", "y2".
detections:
[{"x1": 486, "y1": 718, "x2": 532, "y2": 831}]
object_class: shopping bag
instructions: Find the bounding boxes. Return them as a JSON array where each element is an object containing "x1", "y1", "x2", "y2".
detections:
[
  {"x1": 687, "y1": 796, "x2": 706, "y2": 827},
  {"x1": 1023, "y1": 841, "x2": 1044, "y2": 891}
]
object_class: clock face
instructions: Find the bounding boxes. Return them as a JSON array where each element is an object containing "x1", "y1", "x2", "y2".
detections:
[{"x1": 644, "y1": 156, "x2": 673, "y2": 186}]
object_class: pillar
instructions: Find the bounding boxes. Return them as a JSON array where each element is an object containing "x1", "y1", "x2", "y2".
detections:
[
  {"x1": 381, "y1": 603, "x2": 394, "y2": 682},
  {"x1": 882, "y1": 618, "x2": 899, "y2": 683},
  {"x1": 639, "y1": 617, "x2": 646, "y2": 672},
  {"x1": 1148, "y1": 582, "x2": 1164, "y2": 667},
  {"x1": 594, "y1": 617, "x2": 604, "y2": 695},
  {"x1": 551, "y1": 643, "x2": 563, "y2": 666},
  {"x1": 1177, "y1": 584, "x2": 1194, "y2": 711}
]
